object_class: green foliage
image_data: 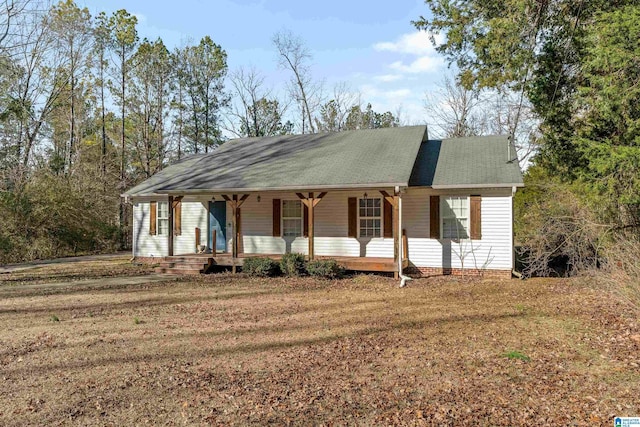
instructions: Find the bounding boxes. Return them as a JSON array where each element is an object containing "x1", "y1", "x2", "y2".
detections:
[
  {"x1": 343, "y1": 103, "x2": 399, "y2": 130},
  {"x1": 305, "y1": 259, "x2": 344, "y2": 279},
  {"x1": 0, "y1": 168, "x2": 121, "y2": 264},
  {"x1": 572, "y1": 6, "x2": 640, "y2": 224},
  {"x1": 128, "y1": 38, "x2": 172, "y2": 177},
  {"x1": 315, "y1": 101, "x2": 399, "y2": 132},
  {"x1": 50, "y1": 315, "x2": 60, "y2": 322},
  {"x1": 109, "y1": 9, "x2": 138, "y2": 51},
  {"x1": 242, "y1": 257, "x2": 280, "y2": 277},
  {"x1": 419, "y1": 1, "x2": 640, "y2": 275},
  {"x1": 503, "y1": 350, "x2": 530, "y2": 362},
  {"x1": 514, "y1": 166, "x2": 604, "y2": 277},
  {"x1": 240, "y1": 98, "x2": 291, "y2": 137},
  {"x1": 414, "y1": 0, "x2": 637, "y2": 180},
  {"x1": 174, "y1": 36, "x2": 229, "y2": 153},
  {"x1": 279, "y1": 253, "x2": 306, "y2": 277}
]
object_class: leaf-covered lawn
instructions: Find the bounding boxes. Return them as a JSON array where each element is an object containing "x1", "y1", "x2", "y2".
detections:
[
  {"x1": 0, "y1": 257, "x2": 155, "y2": 287},
  {"x1": 0, "y1": 267, "x2": 638, "y2": 425}
]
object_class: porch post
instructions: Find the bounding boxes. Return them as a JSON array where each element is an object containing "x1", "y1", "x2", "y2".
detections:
[
  {"x1": 235, "y1": 198, "x2": 242, "y2": 257},
  {"x1": 393, "y1": 195, "x2": 399, "y2": 277},
  {"x1": 231, "y1": 196, "x2": 237, "y2": 263},
  {"x1": 168, "y1": 195, "x2": 174, "y2": 257},
  {"x1": 222, "y1": 194, "x2": 249, "y2": 273},
  {"x1": 297, "y1": 192, "x2": 327, "y2": 261},
  {"x1": 309, "y1": 193, "x2": 315, "y2": 260},
  {"x1": 380, "y1": 190, "x2": 399, "y2": 278}
]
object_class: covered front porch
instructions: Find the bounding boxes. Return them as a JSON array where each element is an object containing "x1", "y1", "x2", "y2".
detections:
[
  {"x1": 155, "y1": 252, "x2": 409, "y2": 275},
  {"x1": 162, "y1": 189, "x2": 409, "y2": 277}
]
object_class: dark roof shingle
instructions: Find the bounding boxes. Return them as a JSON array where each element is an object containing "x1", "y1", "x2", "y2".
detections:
[
  {"x1": 409, "y1": 135, "x2": 524, "y2": 188},
  {"x1": 125, "y1": 129, "x2": 523, "y2": 196},
  {"x1": 125, "y1": 126, "x2": 428, "y2": 196}
]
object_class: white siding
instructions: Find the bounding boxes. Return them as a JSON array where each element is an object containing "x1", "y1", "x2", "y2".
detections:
[
  {"x1": 402, "y1": 188, "x2": 513, "y2": 270},
  {"x1": 174, "y1": 198, "x2": 209, "y2": 255},
  {"x1": 131, "y1": 188, "x2": 514, "y2": 271},
  {"x1": 132, "y1": 196, "x2": 208, "y2": 258},
  {"x1": 132, "y1": 196, "x2": 168, "y2": 258},
  {"x1": 233, "y1": 191, "x2": 394, "y2": 258}
]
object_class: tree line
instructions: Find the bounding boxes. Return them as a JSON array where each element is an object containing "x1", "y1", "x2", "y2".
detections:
[
  {"x1": 416, "y1": 0, "x2": 640, "y2": 285},
  {"x1": 0, "y1": 0, "x2": 400, "y2": 263}
]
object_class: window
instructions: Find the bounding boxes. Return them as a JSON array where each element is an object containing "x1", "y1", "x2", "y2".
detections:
[
  {"x1": 441, "y1": 196, "x2": 469, "y2": 239},
  {"x1": 282, "y1": 200, "x2": 302, "y2": 237},
  {"x1": 157, "y1": 201, "x2": 169, "y2": 236},
  {"x1": 359, "y1": 197, "x2": 381, "y2": 237}
]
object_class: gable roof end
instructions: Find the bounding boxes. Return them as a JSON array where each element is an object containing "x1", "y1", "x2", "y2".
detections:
[{"x1": 409, "y1": 135, "x2": 524, "y2": 189}]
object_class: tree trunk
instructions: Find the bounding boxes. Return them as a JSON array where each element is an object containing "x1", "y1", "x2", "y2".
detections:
[
  {"x1": 177, "y1": 84, "x2": 183, "y2": 160},
  {"x1": 120, "y1": 45, "x2": 126, "y2": 181},
  {"x1": 69, "y1": 40, "x2": 75, "y2": 174},
  {"x1": 100, "y1": 52, "x2": 107, "y2": 179}
]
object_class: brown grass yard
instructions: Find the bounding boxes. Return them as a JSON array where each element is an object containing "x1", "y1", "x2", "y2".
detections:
[{"x1": 0, "y1": 258, "x2": 639, "y2": 426}]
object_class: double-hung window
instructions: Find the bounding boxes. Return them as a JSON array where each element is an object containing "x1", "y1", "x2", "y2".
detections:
[
  {"x1": 359, "y1": 197, "x2": 381, "y2": 237},
  {"x1": 282, "y1": 200, "x2": 303, "y2": 237},
  {"x1": 157, "y1": 201, "x2": 169, "y2": 236},
  {"x1": 441, "y1": 196, "x2": 469, "y2": 239}
]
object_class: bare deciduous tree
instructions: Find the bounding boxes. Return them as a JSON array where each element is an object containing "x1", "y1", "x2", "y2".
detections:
[
  {"x1": 0, "y1": 0, "x2": 31, "y2": 50},
  {"x1": 315, "y1": 82, "x2": 359, "y2": 132},
  {"x1": 272, "y1": 30, "x2": 321, "y2": 134},
  {"x1": 3, "y1": 4, "x2": 66, "y2": 174},
  {"x1": 225, "y1": 66, "x2": 289, "y2": 137},
  {"x1": 424, "y1": 75, "x2": 539, "y2": 167},
  {"x1": 48, "y1": 0, "x2": 93, "y2": 172},
  {"x1": 484, "y1": 90, "x2": 539, "y2": 166},
  {"x1": 424, "y1": 76, "x2": 485, "y2": 138}
]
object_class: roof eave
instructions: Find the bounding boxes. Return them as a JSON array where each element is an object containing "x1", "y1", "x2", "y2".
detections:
[
  {"x1": 126, "y1": 182, "x2": 410, "y2": 197},
  {"x1": 429, "y1": 182, "x2": 524, "y2": 190}
]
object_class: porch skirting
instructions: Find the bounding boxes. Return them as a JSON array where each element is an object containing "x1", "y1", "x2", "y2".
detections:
[{"x1": 404, "y1": 266, "x2": 512, "y2": 279}]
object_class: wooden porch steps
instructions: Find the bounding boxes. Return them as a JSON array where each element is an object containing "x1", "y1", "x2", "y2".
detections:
[{"x1": 155, "y1": 255, "x2": 214, "y2": 275}]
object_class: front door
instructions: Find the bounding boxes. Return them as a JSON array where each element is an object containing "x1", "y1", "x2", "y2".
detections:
[{"x1": 209, "y1": 201, "x2": 227, "y2": 252}]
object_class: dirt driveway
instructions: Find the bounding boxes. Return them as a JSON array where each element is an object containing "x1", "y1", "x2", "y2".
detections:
[{"x1": 0, "y1": 263, "x2": 638, "y2": 425}]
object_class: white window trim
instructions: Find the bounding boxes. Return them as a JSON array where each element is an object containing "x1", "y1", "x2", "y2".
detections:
[
  {"x1": 358, "y1": 197, "x2": 383, "y2": 238},
  {"x1": 282, "y1": 199, "x2": 303, "y2": 238},
  {"x1": 440, "y1": 196, "x2": 470, "y2": 240},
  {"x1": 157, "y1": 201, "x2": 169, "y2": 237}
]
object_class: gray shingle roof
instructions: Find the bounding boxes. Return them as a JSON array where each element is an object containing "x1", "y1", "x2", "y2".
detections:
[
  {"x1": 409, "y1": 135, "x2": 524, "y2": 188},
  {"x1": 125, "y1": 129, "x2": 524, "y2": 197},
  {"x1": 125, "y1": 126, "x2": 428, "y2": 196}
]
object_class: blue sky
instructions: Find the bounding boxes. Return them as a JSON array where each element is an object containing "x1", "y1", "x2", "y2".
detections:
[{"x1": 79, "y1": 0, "x2": 448, "y2": 126}]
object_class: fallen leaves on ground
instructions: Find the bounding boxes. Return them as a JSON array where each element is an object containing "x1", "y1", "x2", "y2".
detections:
[{"x1": 0, "y1": 265, "x2": 638, "y2": 425}]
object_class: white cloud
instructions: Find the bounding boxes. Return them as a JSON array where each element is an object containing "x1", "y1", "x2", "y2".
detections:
[
  {"x1": 374, "y1": 74, "x2": 403, "y2": 82},
  {"x1": 373, "y1": 31, "x2": 445, "y2": 75},
  {"x1": 360, "y1": 85, "x2": 411, "y2": 104},
  {"x1": 385, "y1": 88, "x2": 411, "y2": 98},
  {"x1": 389, "y1": 56, "x2": 445, "y2": 74},
  {"x1": 373, "y1": 31, "x2": 443, "y2": 56},
  {"x1": 358, "y1": 84, "x2": 426, "y2": 124}
]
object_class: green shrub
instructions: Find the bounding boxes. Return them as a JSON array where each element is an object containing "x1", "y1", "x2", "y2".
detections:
[
  {"x1": 242, "y1": 257, "x2": 280, "y2": 277},
  {"x1": 306, "y1": 259, "x2": 344, "y2": 279},
  {"x1": 280, "y1": 253, "x2": 307, "y2": 277}
]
